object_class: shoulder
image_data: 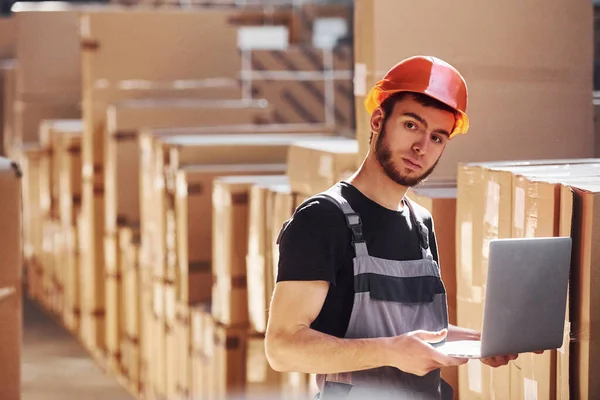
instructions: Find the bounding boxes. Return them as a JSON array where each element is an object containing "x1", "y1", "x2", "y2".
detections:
[
  {"x1": 279, "y1": 194, "x2": 349, "y2": 243},
  {"x1": 406, "y1": 197, "x2": 434, "y2": 231}
]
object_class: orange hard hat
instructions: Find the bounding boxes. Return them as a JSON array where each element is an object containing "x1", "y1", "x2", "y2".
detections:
[{"x1": 364, "y1": 55, "x2": 469, "y2": 138}]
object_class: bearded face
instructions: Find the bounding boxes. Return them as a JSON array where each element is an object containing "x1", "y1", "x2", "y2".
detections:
[{"x1": 370, "y1": 95, "x2": 455, "y2": 187}]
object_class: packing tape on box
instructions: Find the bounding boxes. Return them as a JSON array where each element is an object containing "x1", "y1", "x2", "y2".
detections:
[{"x1": 0, "y1": 286, "x2": 16, "y2": 302}]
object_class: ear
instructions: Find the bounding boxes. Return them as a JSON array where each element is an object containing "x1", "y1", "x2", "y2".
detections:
[{"x1": 370, "y1": 107, "x2": 385, "y2": 138}]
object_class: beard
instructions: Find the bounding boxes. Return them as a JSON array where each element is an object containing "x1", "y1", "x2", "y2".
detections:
[{"x1": 374, "y1": 126, "x2": 439, "y2": 187}]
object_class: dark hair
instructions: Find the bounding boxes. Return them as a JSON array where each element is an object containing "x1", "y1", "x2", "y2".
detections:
[{"x1": 369, "y1": 91, "x2": 458, "y2": 143}]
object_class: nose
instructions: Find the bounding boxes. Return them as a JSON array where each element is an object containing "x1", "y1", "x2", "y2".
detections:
[{"x1": 412, "y1": 134, "x2": 429, "y2": 155}]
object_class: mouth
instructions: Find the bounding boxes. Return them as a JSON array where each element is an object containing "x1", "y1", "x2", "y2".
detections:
[{"x1": 402, "y1": 157, "x2": 423, "y2": 170}]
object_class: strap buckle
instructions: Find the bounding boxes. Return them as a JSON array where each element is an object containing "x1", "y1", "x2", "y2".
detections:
[{"x1": 344, "y1": 213, "x2": 364, "y2": 243}]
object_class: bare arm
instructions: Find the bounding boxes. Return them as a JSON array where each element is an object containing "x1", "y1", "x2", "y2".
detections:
[
  {"x1": 265, "y1": 280, "x2": 389, "y2": 374},
  {"x1": 265, "y1": 280, "x2": 467, "y2": 376}
]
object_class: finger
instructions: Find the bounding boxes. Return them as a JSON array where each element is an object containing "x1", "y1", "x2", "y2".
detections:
[
  {"x1": 412, "y1": 329, "x2": 448, "y2": 343},
  {"x1": 534, "y1": 350, "x2": 544, "y2": 355}
]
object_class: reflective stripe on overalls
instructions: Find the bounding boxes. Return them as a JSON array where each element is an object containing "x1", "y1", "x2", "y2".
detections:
[{"x1": 306, "y1": 185, "x2": 452, "y2": 400}]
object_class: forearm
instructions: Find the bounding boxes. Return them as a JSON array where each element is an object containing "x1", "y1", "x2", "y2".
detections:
[
  {"x1": 266, "y1": 325, "x2": 389, "y2": 374},
  {"x1": 447, "y1": 324, "x2": 480, "y2": 342}
]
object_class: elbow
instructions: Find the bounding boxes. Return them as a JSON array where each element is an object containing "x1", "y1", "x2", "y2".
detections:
[{"x1": 265, "y1": 330, "x2": 293, "y2": 373}]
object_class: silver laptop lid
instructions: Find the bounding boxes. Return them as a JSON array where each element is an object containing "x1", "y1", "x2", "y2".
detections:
[{"x1": 481, "y1": 237, "x2": 572, "y2": 357}]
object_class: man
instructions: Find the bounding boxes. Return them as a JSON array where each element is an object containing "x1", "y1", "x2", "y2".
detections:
[{"x1": 265, "y1": 56, "x2": 519, "y2": 399}]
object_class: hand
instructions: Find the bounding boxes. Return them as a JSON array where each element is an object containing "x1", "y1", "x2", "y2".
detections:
[
  {"x1": 481, "y1": 350, "x2": 544, "y2": 368},
  {"x1": 385, "y1": 329, "x2": 469, "y2": 377},
  {"x1": 481, "y1": 354, "x2": 518, "y2": 367}
]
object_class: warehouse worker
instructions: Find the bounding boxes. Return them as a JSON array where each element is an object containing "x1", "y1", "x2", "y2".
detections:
[{"x1": 264, "y1": 56, "x2": 521, "y2": 400}]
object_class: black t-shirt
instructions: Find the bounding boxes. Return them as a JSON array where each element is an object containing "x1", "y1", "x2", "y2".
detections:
[{"x1": 276, "y1": 182, "x2": 439, "y2": 338}]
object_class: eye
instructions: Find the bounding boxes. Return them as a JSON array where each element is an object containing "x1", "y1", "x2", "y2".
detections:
[
  {"x1": 404, "y1": 121, "x2": 419, "y2": 131},
  {"x1": 431, "y1": 134, "x2": 445, "y2": 144}
]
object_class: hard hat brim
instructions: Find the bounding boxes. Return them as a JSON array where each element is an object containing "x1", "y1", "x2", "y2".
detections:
[{"x1": 364, "y1": 84, "x2": 469, "y2": 139}]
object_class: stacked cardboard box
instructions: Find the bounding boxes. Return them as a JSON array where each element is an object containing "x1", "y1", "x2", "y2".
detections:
[
  {"x1": 1, "y1": 60, "x2": 16, "y2": 158},
  {"x1": 353, "y1": 0, "x2": 594, "y2": 179},
  {"x1": 455, "y1": 159, "x2": 600, "y2": 399},
  {"x1": 0, "y1": 17, "x2": 16, "y2": 60},
  {"x1": 21, "y1": 144, "x2": 45, "y2": 301},
  {"x1": 0, "y1": 158, "x2": 23, "y2": 400},
  {"x1": 9, "y1": 4, "x2": 86, "y2": 157}
]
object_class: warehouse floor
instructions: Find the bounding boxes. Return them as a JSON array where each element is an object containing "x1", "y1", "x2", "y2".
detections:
[{"x1": 21, "y1": 294, "x2": 133, "y2": 400}]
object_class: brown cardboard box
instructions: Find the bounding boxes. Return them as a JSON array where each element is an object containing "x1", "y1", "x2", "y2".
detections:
[
  {"x1": 0, "y1": 157, "x2": 22, "y2": 400},
  {"x1": 247, "y1": 181, "x2": 291, "y2": 334},
  {"x1": 174, "y1": 302, "x2": 191, "y2": 400},
  {"x1": 563, "y1": 182, "x2": 600, "y2": 399},
  {"x1": 270, "y1": 186, "x2": 297, "y2": 284},
  {"x1": 105, "y1": 98, "x2": 271, "y2": 235},
  {"x1": 286, "y1": 138, "x2": 357, "y2": 196},
  {"x1": 21, "y1": 144, "x2": 45, "y2": 264},
  {"x1": 175, "y1": 164, "x2": 286, "y2": 306},
  {"x1": 39, "y1": 120, "x2": 83, "y2": 220},
  {"x1": 246, "y1": 335, "x2": 282, "y2": 399},
  {"x1": 62, "y1": 224, "x2": 80, "y2": 334},
  {"x1": 137, "y1": 122, "x2": 334, "y2": 275},
  {"x1": 213, "y1": 324, "x2": 248, "y2": 400},
  {"x1": 56, "y1": 126, "x2": 83, "y2": 228},
  {"x1": 140, "y1": 130, "x2": 335, "y2": 286},
  {"x1": 11, "y1": 4, "x2": 101, "y2": 98},
  {"x1": 212, "y1": 175, "x2": 288, "y2": 326},
  {"x1": 190, "y1": 303, "x2": 213, "y2": 400},
  {"x1": 408, "y1": 185, "x2": 459, "y2": 394},
  {"x1": 353, "y1": 0, "x2": 594, "y2": 178},
  {"x1": 1, "y1": 61, "x2": 16, "y2": 157},
  {"x1": 79, "y1": 182, "x2": 107, "y2": 351},
  {"x1": 14, "y1": 101, "x2": 81, "y2": 147},
  {"x1": 455, "y1": 159, "x2": 600, "y2": 398},
  {"x1": 0, "y1": 17, "x2": 16, "y2": 60},
  {"x1": 80, "y1": 9, "x2": 240, "y2": 87}
]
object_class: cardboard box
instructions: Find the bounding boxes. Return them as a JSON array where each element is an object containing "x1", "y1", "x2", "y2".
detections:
[
  {"x1": 175, "y1": 164, "x2": 286, "y2": 305},
  {"x1": 56, "y1": 125, "x2": 83, "y2": 228},
  {"x1": 287, "y1": 138, "x2": 357, "y2": 196},
  {"x1": 565, "y1": 182, "x2": 600, "y2": 399},
  {"x1": 1, "y1": 61, "x2": 16, "y2": 157},
  {"x1": 213, "y1": 324, "x2": 248, "y2": 400},
  {"x1": 21, "y1": 144, "x2": 45, "y2": 264},
  {"x1": 246, "y1": 335, "x2": 282, "y2": 399},
  {"x1": 80, "y1": 9, "x2": 240, "y2": 87},
  {"x1": 247, "y1": 181, "x2": 291, "y2": 334},
  {"x1": 62, "y1": 224, "x2": 80, "y2": 334},
  {"x1": 212, "y1": 175, "x2": 288, "y2": 326},
  {"x1": 39, "y1": 120, "x2": 83, "y2": 221},
  {"x1": 455, "y1": 159, "x2": 600, "y2": 398},
  {"x1": 14, "y1": 101, "x2": 81, "y2": 147},
  {"x1": 0, "y1": 157, "x2": 22, "y2": 400},
  {"x1": 139, "y1": 130, "x2": 334, "y2": 284},
  {"x1": 353, "y1": 0, "x2": 594, "y2": 178},
  {"x1": 174, "y1": 303, "x2": 191, "y2": 400},
  {"x1": 79, "y1": 182, "x2": 107, "y2": 351},
  {"x1": 270, "y1": 185, "x2": 297, "y2": 284},
  {"x1": 0, "y1": 17, "x2": 16, "y2": 60},
  {"x1": 11, "y1": 4, "x2": 100, "y2": 98},
  {"x1": 105, "y1": 98, "x2": 271, "y2": 235}
]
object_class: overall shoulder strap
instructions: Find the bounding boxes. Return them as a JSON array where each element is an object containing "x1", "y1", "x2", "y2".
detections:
[{"x1": 276, "y1": 184, "x2": 369, "y2": 256}]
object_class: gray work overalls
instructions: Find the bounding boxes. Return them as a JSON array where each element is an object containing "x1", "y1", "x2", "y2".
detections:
[{"x1": 281, "y1": 184, "x2": 452, "y2": 400}]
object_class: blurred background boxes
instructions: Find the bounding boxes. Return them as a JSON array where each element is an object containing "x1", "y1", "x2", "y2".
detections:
[{"x1": 5, "y1": 1, "x2": 600, "y2": 400}]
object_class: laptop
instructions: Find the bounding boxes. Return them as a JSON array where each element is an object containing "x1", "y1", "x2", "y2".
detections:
[{"x1": 435, "y1": 236, "x2": 572, "y2": 359}]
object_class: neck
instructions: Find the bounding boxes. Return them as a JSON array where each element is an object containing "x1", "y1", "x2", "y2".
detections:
[{"x1": 346, "y1": 152, "x2": 409, "y2": 211}]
